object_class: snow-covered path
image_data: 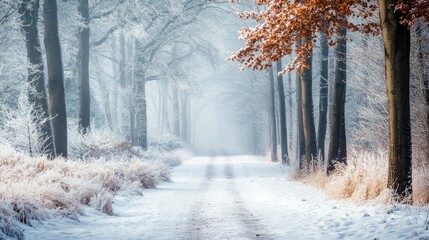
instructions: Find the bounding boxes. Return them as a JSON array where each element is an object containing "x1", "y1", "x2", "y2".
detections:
[{"x1": 25, "y1": 156, "x2": 429, "y2": 240}]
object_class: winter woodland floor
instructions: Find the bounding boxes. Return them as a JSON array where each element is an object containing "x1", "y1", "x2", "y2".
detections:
[{"x1": 24, "y1": 155, "x2": 429, "y2": 240}]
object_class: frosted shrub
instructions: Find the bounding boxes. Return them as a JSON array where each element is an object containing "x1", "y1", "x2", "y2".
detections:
[
  {"x1": 68, "y1": 119, "x2": 130, "y2": 159},
  {"x1": 149, "y1": 134, "x2": 185, "y2": 152},
  {"x1": 0, "y1": 95, "x2": 51, "y2": 156}
]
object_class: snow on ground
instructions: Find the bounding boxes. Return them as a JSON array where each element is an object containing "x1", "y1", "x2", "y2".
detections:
[{"x1": 24, "y1": 155, "x2": 429, "y2": 240}]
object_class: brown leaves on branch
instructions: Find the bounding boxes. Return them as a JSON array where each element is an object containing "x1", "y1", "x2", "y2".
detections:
[
  {"x1": 396, "y1": 0, "x2": 429, "y2": 26},
  {"x1": 228, "y1": 0, "x2": 428, "y2": 73}
]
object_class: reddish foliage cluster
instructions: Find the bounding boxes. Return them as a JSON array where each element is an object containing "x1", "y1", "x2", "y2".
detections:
[
  {"x1": 396, "y1": 0, "x2": 429, "y2": 25},
  {"x1": 228, "y1": 0, "x2": 428, "y2": 73},
  {"x1": 228, "y1": 0, "x2": 379, "y2": 73}
]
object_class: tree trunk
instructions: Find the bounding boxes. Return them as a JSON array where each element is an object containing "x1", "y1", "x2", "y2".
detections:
[
  {"x1": 134, "y1": 80, "x2": 148, "y2": 150},
  {"x1": 379, "y1": 0, "x2": 412, "y2": 197},
  {"x1": 118, "y1": 31, "x2": 127, "y2": 134},
  {"x1": 180, "y1": 90, "x2": 188, "y2": 142},
  {"x1": 110, "y1": 36, "x2": 119, "y2": 131},
  {"x1": 172, "y1": 87, "x2": 181, "y2": 137},
  {"x1": 327, "y1": 27, "x2": 348, "y2": 174},
  {"x1": 301, "y1": 47, "x2": 317, "y2": 164},
  {"x1": 43, "y1": 0, "x2": 68, "y2": 157},
  {"x1": 277, "y1": 61, "x2": 289, "y2": 164},
  {"x1": 163, "y1": 83, "x2": 170, "y2": 135},
  {"x1": 318, "y1": 33, "x2": 329, "y2": 163},
  {"x1": 78, "y1": 0, "x2": 90, "y2": 134},
  {"x1": 19, "y1": 0, "x2": 56, "y2": 157},
  {"x1": 269, "y1": 67, "x2": 278, "y2": 162},
  {"x1": 415, "y1": 24, "x2": 429, "y2": 167},
  {"x1": 187, "y1": 93, "x2": 191, "y2": 144},
  {"x1": 296, "y1": 72, "x2": 305, "y2": 168},
  {"x1": 287, "y1": 71, "x2": 293, "y2": 155}
]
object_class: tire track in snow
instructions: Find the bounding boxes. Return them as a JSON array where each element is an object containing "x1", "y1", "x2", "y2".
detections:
[
  {"x1": 223, "y1": 161, "x2": 276, "y2": 240},
  {"x1": 181, "y1": 156, "x2": 215, "y2": 240}
]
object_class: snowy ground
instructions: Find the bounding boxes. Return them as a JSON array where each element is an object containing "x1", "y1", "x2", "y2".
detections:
[{"x1": 24, "y1": 155, "x2": 429, "y2": 240}]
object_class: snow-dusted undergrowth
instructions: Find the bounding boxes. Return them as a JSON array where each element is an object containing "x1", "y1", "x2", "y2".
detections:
[
  {"x1": 0, "y1": 129, "x2": 189, "y2": 240},
  {"x1": 294, "y1": 149, "x2": 429, "y2": 205}
]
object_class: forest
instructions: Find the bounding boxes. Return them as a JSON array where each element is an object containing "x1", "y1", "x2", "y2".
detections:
[{"x1": 0, "y1": 0, "x2": 429, "y2": 239}]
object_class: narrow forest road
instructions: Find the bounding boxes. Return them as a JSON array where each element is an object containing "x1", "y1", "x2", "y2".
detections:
[{"x1": 25, "y1": 156, "x2": 429, "y2": 240}]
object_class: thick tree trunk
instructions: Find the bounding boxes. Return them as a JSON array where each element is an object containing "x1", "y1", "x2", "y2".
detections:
[
  {"x1": 43, "y1": 0, "x2": 68, "y2": 157},
  {"x1": 415, "y1": 24, "x2": 429, "y2": 167},
  {"x1": 78, "y1": 0, "x2": 90, "y2": 134},
  {"x1": 133, "y1": 39, "x2": 148, "y2": 150},
  {"x1": 269, "y1": 67, "x2": 278, "y2": 162},
  {"x1": 379, "y1": 0, "x2": 412, "y2": 196},
  {"x1": 318, "y1": 33, "x2": 329, "y2": 163},
  {"x1": 276, "y1": 61, "x2": 289, "y2": 164},
  {"x1": 301, "y1": 48, "x2": 317, "y2": 164},
  {"x1": 19, "y1": 0, "x2": 55, "y2": 157},
  {"x1": 327, "y1": 27, "x2": 348, "y2": 174}
]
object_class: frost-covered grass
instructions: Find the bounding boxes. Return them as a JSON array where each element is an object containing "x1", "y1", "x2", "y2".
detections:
[
  {"x1": 294, "y1": 149, "x2": 429, "y2": 205},
  {"x1": 0, "y1": 131, "x2": 189, "y2": 239}
]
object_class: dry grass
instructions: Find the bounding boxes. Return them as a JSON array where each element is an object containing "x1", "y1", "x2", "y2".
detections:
[
  {"x1": 294, "y1": 149, "x2": 429, "y2": 205},
  {"x1": 414, "y1": 167, "x2": 429, "y2": 205},
  {"x1": 0, "y1": 143, "x2": 182, "y2": 239}
]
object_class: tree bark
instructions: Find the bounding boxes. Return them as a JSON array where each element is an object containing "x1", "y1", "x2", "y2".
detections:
[
  {"x1": 118, "y1": 31, "x2": 127, "y2": 134},
  {"x1": 276, "y1": 61, "x2": 289, "y2": 164},
  {"x1": 172, "y1": 87, "x2": 181, "y2": 137},
  {"x1": 296, "y1": 72, "x2": 305, "y2": 168},
  {"x1": 287, "y1": 71, "x2": 293, "y2": 151},
  {"x1": 327, "y1": 27, "x2": 348, "y2": 174},
  {"x1": 180, "y1": 90, "x2": 188, "y2": 143},
  {"x1": 43, "y1": 0, "x2": 68, "y2": 157},
  {"x1": 134, "y1": 80, "x2": 148, "y2": 150},
  {"x1": 379, "y1": 0, "x2": 412, "y2": 196},
  {"x1": 269, "y1": 67, "x2": 278, "y2": 162},
  {"x1": 301, "y1": 47, "x2": 317, "y2": 164},
  {"x1": 110, "y1": 36, "x2": 119, "y2": 131},
  {"x1": 187, "y1": 93, "x2": 191, "y2": 144},
  {"x1": 415, "y1": 23, "x2": 429, "y2": 167},
  {"x1": 19, "y1": 0, "x2": 56, "y2": 157},
  {"x1": 318, "y1": 33, "x2": 329, "y2": 163},
  {"x1": 78, "y1": 0, "x2": 90, "y2": 134}
]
